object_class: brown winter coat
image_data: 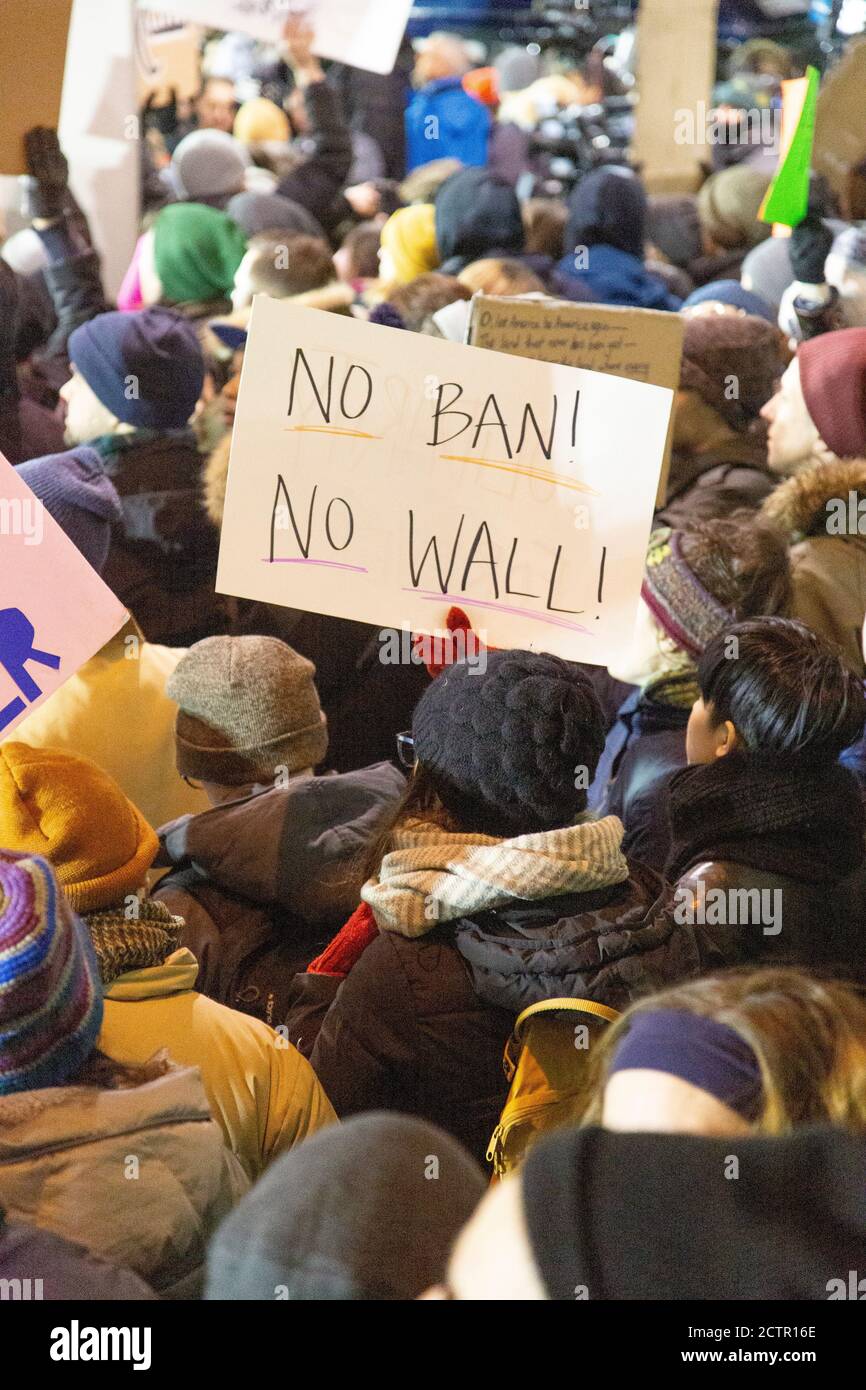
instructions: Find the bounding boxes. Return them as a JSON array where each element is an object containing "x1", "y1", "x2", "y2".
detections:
[{"x1": 762, "y1": 456, "x2": 866, "y2": 677}]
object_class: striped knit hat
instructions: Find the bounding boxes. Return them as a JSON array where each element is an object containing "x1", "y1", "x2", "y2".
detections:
[
  {"x1": 641, "y1": 528, "x2": 734, "y2": 660},
  {"x1": 0, "y1": 851, "x2": 103, "y2": 1095}
]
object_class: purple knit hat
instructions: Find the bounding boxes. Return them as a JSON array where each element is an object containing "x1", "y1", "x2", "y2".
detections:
[
  {"x1": 0, "y1": 851, "x2": 103, "y2": 1095},
  {"x1": 641, "y1": 527, "x2": 734, "y2": 660}
]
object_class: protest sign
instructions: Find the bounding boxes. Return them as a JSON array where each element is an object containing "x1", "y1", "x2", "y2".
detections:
[
  {"x1": 759, "y1": 67, "x2": 819, "y2": 230},
  {"x1": 0, "y1": 453, "x2": 128, "y2": 737},
  {"x1": 633, "y1": 0, "x2": 720, "y2": 193},
  {"x1": 813, "y1": 38, "x2": 866, "y2": 219},
  {"x1": 468, "y1": 294, "x2": 683, "y2": 508},
  {"x1": 137, "y1": 0, "x2": 413, "y2": 76},
  {"x1": 216, "y1": 299, "x2": 674, "y2": 668},
  {"x1": 137, "y1": 12, "x2": 203, "y2": 104},
  {"x1": 0, "y1": 0, "x2": 73, "y2": 175}
]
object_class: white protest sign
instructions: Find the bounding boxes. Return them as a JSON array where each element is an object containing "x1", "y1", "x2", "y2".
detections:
[
  {"x1": 0, "y1": 453, "x2": 128, "y2": 737},
  {"x1": 137, "y1": 1, "x2": 413, "y2": 75},
  {"x1": 217, "y1": 299, "x2": 674, "y2": 666}
]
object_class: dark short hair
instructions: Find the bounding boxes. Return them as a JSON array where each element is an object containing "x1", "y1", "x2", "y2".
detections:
[
  {"x1": 246, "y1": 232, "x2": 333, "y2": 297},
  {"x1": 698, "y1": 617, "x2": 866, "y2": 758}
]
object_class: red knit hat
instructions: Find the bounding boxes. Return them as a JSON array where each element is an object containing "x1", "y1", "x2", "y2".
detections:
[{"x1": 798, "y1": 328, "x2": 866, "y2": 461}]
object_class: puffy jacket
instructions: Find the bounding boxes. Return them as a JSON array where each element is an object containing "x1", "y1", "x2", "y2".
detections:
[
  {"x1": 153, "y1": 762, "x2": 406, "y2": 1017},
  {"x1": 405, "y1": 78, "x2": 490, "y2": 172},
  {"x1": 657, "y1": 436, "x2": 776, "y2": 529},
  {"x1": 298, "y1": 863, "x2": 680, "y2": 1165},
  {"x1": 91, "y1": 428, "x2": 226, "y2": 647},
  {"x1": 0, "y1": 1066, "x2": 247, "y2": 1299},
  {"x1": 589, "y1": 687, "x2": 689, "y2": 873},
  {"x1": 98, "y1": 947, "x2": 336, "y2": 1184}
]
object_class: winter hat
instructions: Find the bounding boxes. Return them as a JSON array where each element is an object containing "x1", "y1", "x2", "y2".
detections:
[
  {"x1": 0, "y1": 744, "x2": 158, "y2": 913},
  {"x1": 0, "y1": 850, "x2": 103, "y2": 1095},
  {"x1": 170, "y1": 129, "x2": 251, "y2": 203},
  {"x1": 494, "y1": 44, "x2": 543, "y2": 94},
  {"x1": 825, "y1": 224, "x2": 866, "y2": 328},
  {"x1": 646, "y1": 195, "x2": 703, "y2": 269},
  {"x1": 233, "y1": 97, "x2": 291, "y2": 145},
  {"x1": 152, "y1": 203, "x2": 248, "y2": 306},
  {"x1": 679, "y1": 312, "x2": 781, "y2": 429},
  {"x1": 412, "y1": 649, "x2": 606, "y2": 835},
  {"x1": 205, "y1": 1113, "x2": 487, "y2": 1300},
  {"x1": 697, "y1": 166, "x2": 772, "y2": 250},
  {"x1": 435, "y1": 167, "x2": 524, "y2": 274},
  {"x1": 463, "y1": 67, "x2": 499, "y2": 108},
  {"x1": 641, "y1": 527, "x2": 737, "y2": 659},
  {"x1": 798, "y1": 327, "x2": 866, "y2": 461},
  {"x1": 16, "y1": 447, "x2": 122, "y2": 573},
  {"x1": 226, "y1": 191, "x2": 324, "y2": 241},
  {"x1": 566, "y1": 166, "x2": 647, "y2": 263},
  {"x1": 379, "y1": 204, "x2": 440, "y2": 284},
  {"x1": 521, "y1": 1125, "x2": 866, "y2": 1300},
  {"x1": 682, "y1": 278, "x2": 776, "y2": 324},
  {"x1": 168, "y1": 635, "x2": 329, "y2": 784},
  {"x1": 68, "y1": 307, "x2": 205, "y2": 431}
]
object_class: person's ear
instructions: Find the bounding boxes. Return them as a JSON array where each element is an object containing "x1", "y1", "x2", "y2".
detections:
[{"x1": 714, "y1": 719, "x2": 739, "y2": 758}]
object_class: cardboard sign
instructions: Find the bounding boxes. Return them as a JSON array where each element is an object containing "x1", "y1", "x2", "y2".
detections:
[
  {"x1": 0, "y1": 0, "x2": 74, "y2": 175},
  {"x1": 137, "y1": 0, "x2": 413, "y2": 76},
  {"x1": 0, "y1": 453, "x2": 128, "y2": 736},
  {"x1": 813, "y1": 39, "x2": 866, "y2": 218},
  {"x1": 467, "y1": 295, "x2": 683, "y2": 508},
  {"x1": 632, "y1": 0, "x2": 720, "y2": 193},
  {"x1": 137, "y1": 14, "x2": 203, "y2": 103},
  {"x1": 216, "y1": 299, "x2": 674, "y2": 667}
]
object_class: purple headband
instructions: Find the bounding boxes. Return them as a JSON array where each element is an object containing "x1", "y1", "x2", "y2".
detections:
[{"x1": 608, "y1": 1008, "x2": 763, "y2": 1121}]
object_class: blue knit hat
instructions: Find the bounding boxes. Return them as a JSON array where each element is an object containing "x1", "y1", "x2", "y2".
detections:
[
  {"x1": 682, "y1": 279, "x2": 776, "y2": 324},
  {"x1": 68, "y1": 307, "x2": 205, "y2": 431},
  {"x1": 16, "y1": 447, "x2": 122, "y2": 574},
  {"x1": 0, "y1": 851, "x2": 103, "y2": 1095}
]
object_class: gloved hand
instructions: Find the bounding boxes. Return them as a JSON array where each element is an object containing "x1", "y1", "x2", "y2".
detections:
[
  {"x1": 19, "y1": 126, "x2": 69, "y2": 223},
  {"x1": 789, "y1": 210, "x2": 834, "y2": 284}
]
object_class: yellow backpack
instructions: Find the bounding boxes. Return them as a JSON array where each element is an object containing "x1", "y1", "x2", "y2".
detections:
[{"x1": 486, "y1": 997, "x2": 620, "y2": 1178}]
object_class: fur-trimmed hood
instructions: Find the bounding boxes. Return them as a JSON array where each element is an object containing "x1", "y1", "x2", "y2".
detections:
[
  {"x1": 762, "y1": 457, "x2": 866, "y2": 540},
  {"x1": 203, "y1": 431, "x2": 231, "y2": 529}
]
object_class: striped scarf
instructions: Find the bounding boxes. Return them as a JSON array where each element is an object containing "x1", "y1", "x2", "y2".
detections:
[{"x1": 361, "y1": 814, "x2": 630, "y2": 938}]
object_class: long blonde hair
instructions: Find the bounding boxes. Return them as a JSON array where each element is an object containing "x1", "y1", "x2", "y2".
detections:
[{"x1": 581, "y1": 968, "x2": 866, "y2": 1133}]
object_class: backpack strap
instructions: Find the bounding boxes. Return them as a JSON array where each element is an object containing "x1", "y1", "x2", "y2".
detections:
[{"x1": 513, "y1": 996, "x2": 620, "y2": 1043}]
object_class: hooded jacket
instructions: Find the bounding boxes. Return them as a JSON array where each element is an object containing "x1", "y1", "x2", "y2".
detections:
[
  {"x1": 405, "y1": 77, "x2": 490, "y2": 174},
  {"x1": 557, "y1": 168, "x2": 682, "y2": 311},
  {"x1": 0, "y1": 1065, "x2": 247, "y2": 1299},
  {"x1": 92, "y1": 428, "x2": 227, "y2": 647},
  {"x1": 97, "y1": 947, "x2": 337, "y2": 1185},
  {"x1": 435, "y1": 167, "x2": 525, "y2": 274},
  {"x1": 762, "y1": 456, "x2": 866, "y2": 677}
]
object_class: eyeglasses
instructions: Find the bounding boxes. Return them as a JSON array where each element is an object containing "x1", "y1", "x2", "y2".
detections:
[{"x1": 396, "y1": 731, "x2": 416, "y2": 769}]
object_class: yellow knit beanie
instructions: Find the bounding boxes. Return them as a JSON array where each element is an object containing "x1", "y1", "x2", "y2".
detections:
[
  {"x1": 379, "y1": 205, "x2": 440, "y2": 285},
  {"x1": 0, "y1": 744, "x2": 158, "y2": 912},
  {"x1": 234, "y1": 98, "x2": 291, "y2": 145}
]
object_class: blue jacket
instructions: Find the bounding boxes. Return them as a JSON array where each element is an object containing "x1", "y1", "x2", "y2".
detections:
[
  {"x1": 555, "y1": 244, "x2": 682, "y2": 311},
  {"x1": 405, "y1": 77, "x2": 490, "y2": 172}
]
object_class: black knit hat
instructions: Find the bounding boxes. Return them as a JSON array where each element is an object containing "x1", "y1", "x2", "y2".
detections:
[{"x1": 411, "y1": 649, "x2": 605, "y2": 837}]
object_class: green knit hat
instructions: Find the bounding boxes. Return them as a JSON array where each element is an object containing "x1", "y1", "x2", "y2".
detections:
[
  {"x1": 153, "y1": 203, "x2": 247, "y2": 306},
  {"x1": 167, "y1": 635, "x2": 329, "y2": 785}
]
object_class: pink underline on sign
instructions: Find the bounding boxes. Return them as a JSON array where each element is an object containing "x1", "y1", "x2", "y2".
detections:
[
  {"x1": 401, "y1": 589, "x2": 592, "y2": 635},
  {"x1": 263, "y1": 558, "x2": 369, "y2": 573}
]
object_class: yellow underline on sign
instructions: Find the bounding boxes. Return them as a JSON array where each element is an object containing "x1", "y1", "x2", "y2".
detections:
[
  {"x1": 439, "y1": 454, "x2": 600, "y2": 496},
  {"x1": 286, "y1": 426, "x2": 382, "y2": 439}
]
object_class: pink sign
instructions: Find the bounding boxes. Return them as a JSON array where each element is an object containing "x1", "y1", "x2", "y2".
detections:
[{"x1": 0, "y1": 450, "x2": 128, "y2": 735}]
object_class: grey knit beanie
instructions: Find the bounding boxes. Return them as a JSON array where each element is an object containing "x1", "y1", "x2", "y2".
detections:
[{"x1": 167, "y1": 636, "x2": 328, "y2": 785}]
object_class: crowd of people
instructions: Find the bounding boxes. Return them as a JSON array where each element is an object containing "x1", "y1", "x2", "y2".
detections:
[{"x1": 2, "y1": 15, "x2": 866, "y2": 1303}]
